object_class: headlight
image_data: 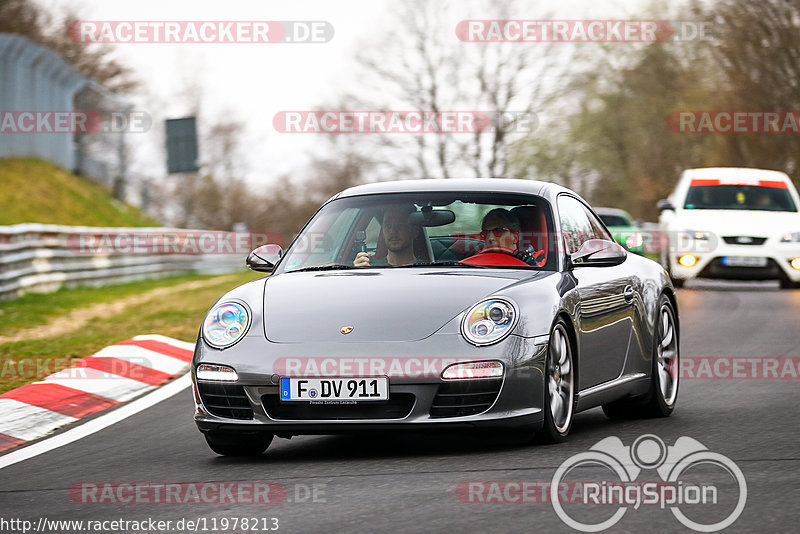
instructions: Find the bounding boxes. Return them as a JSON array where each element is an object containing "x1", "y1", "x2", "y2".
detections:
[
  {"x1": 202, "y1": 301, "x2": 251, "y2": 348},
  {"x1": 680, "y1": 230, "x2": 711, "y2": 240},
  {"x1": 442, "y1": 361, "x2": 504, "y2": 379},
  {"x1": 196, "y1": 363, "x2": 238, "y2": 381},
  {"x1": 780, "y1": 232, "x2": 800, "y2": 243},
  {"x1": 461, "y1": 298, "x2": 519, "y2": 346}
]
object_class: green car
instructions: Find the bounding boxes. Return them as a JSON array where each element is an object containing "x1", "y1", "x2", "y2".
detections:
[{"x1": 595, "y1": 207, "x2": 660, "y2": 262}]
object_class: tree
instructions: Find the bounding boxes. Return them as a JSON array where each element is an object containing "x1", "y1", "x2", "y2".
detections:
[
  {"x1": 351, "y1": 0, "x2": 560, "y2": 179},
  {"x1": 695, "y1": 0, "x2": 800, "y2": 184}
]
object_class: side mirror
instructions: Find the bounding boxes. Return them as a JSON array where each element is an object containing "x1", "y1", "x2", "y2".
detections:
[
  {"x1": 657, "y1": 199, "x2": 675, "y2": 212},
  {"x1": 246, "y1": 244, "x2": 283, "y2": 272},
  {"x1": 569, "y1": 239, "x2": 627, "y2": 268}
]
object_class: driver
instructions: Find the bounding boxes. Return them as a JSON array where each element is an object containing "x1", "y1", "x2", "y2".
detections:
[
  {"x1": 480, "y1": 208, "x2": 521, "y2": 251},
  {"x1": 353, "y1": 206, "x2": 421, "y2": 267},
  {"x1": 479, "y1": 208, "x2": 541, "y2": 265}
]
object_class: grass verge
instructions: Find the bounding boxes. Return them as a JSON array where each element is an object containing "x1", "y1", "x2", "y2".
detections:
[{"x1": 0, "y1": 157, "x2": 158, "y2": 226}]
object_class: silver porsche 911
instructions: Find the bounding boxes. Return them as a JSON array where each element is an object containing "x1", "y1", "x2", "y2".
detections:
[{"x1": 192, "y1": 179, "x2": 679, "y2": 456}]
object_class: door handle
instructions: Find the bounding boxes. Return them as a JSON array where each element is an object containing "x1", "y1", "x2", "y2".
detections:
[{"x1": 623, "y1": 285, "x2": 635, "y2": 302}]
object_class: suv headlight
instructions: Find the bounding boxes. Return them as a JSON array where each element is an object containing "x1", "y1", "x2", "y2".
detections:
[
  {"x1": 203, "y1": 301, "x2": 251, "y2": 348},
  {"x1": 461, "y1": 298, "x2": 519, "y2": 346},
  {"x1": 780, "y1": 232, "x2": 800, "y2": 243}
]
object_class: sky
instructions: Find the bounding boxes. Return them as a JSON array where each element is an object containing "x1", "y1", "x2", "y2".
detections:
[{"x1": 42, "y1": 0, "x2": 654, "y2": 190}]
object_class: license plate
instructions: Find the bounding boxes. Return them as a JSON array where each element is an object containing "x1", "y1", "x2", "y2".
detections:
[
  {"x1": 280, "y1": 377, "x2": 388, "y2": 402},
  {"x1": 721, "y1": 256, "x2": 768, "y2": 267}
]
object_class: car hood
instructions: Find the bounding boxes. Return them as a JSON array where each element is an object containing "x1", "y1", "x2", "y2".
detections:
[
  {"x1": 263, "y1": 268, "x2": 547, "y2": 343},
  {"x1": 665, "y1": 210, "x2": 800, "y2": 236}
]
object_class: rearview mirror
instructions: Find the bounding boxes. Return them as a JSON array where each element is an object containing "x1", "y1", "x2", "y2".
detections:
[
  {"x1": 246, "y1": 244, "x2": 283, "y2": 272},
  {"x1": 408, "y1": 208, "x2": 456, "y2": 227},
  {"x1": 569, "y1": 239, "x2": 627, "y2": 268}
]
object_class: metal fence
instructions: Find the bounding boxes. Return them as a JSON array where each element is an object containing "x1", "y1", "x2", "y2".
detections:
[
  {"x1": 0, "y1": 33, "x2": 130, "y2": 188},
  {"x1": 0, "y1": 224, "x2": 248, "y2": 300}
]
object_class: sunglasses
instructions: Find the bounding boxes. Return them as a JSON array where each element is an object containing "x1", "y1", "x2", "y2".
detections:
[{"x1": 480, "y1": 227, "x2": 516, "y2": 239}]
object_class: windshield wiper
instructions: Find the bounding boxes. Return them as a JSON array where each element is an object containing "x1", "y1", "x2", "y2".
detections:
[
  {"x1": 290, "y1": 264, "x2": 356, "y2": 272},
  {"x1": 396, "y1": 261, "x2": 490, "y2": 269}
]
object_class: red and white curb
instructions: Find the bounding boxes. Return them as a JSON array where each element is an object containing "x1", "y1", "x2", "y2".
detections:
[{"x1": 0, "y1": 334, "x2": 193, "y2": 453}]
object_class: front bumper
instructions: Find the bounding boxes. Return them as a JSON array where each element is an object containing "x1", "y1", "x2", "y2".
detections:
[
  {"x1": 192, "y1": 334, "x2": 549, "y2": 435},
  {"x1": 669, "y1": 239, "x2": 800, "y2": 282}
]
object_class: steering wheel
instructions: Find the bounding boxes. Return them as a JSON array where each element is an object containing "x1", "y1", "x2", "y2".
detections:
[
  {"x1": 461, "y1": 247, "x2": 530, "y2": 267},
  {"x1": 477, "y1": 246, "x2": 517, "y2": 256}
]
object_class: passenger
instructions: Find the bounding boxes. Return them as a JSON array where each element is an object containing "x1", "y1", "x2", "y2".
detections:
[
  {"x1": 353, "y1": 206, "x2": 421, "y2": 266},
  {"x1": 754, "y1": 191, "x2": 772, "y2": 208}
]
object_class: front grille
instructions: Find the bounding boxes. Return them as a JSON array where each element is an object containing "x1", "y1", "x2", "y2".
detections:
[
  {"x1": 698, "y1": 257, "x2": 782, "y2": 280},
  {"x1": 722, "y1": 236, "x2": 767, "y2": 246},
  {"x1": 430, "y1": 379, "x2": 502, "y2": 418},
  {"x1": 262, "y1": 393, "x2": 415, "y2": 420},
  {"x1": 197, "y1": 382, "x2": 253, "y2": 420}
]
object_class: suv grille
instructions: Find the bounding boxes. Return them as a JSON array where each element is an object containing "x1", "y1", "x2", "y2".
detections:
[
  {"x1": 262, "y1": 393, "x2": 415, "y2": 420},
  {"x1": 430, "y1": 379, "x2": 502, "y2": 418},
  {"x1": 197, "y1": 382, "x2": 253, "y2": 420},
  {"x1": 722, "y1": 236, "x2": 767, "y2": 246}
]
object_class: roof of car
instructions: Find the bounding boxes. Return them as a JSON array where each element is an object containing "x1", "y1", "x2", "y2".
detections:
[
  {"x1": 334, "y1": 178, "x2": 571, "y2": 200},
  {"x1": 680, "y1": 167, "x2": 791, "y2": 182}
]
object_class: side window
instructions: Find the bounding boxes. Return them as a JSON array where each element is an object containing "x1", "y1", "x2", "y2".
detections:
[
  {"x1": 584, "y1": 206, "x2": 613, "y2": 241},
  {"x1": 557, "y1": 196, "x2": 607, "y2": 254}
]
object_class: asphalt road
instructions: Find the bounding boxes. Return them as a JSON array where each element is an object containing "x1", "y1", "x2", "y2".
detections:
[{"x1": 1, "y1": 280, "x2": 799, "y2": 534}]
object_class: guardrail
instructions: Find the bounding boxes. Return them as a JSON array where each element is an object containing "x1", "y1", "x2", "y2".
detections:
[{"x1": 0, "y1": 224, "x2": 250, "y2": 300}]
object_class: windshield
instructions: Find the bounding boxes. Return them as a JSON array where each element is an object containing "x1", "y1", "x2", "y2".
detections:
[
  {"x1": 275, "y1": 192, "x2": 556, "y2": 273},
  {"x1": 684, "y1": 184, "x2": 797, "y2": 212}
]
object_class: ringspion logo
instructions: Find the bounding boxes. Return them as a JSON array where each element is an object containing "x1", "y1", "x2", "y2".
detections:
[{"x1": 551, "y1": 435, "x2": 746, "y2": 532}]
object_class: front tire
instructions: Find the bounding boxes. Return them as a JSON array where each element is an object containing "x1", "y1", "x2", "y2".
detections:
[
  {"x1": 204, "y1": 432, "x2": 273, "y2": 457},
  {"x1": 603, "y1": 294, "x2": 679, "y2": 419},
  {"x1": 538, "y1": 320, "x2": 576, "y2": 443}
]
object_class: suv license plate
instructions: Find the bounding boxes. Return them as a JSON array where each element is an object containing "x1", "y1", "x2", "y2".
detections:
[{"x1": 721, "y1": 256, "x2": 768, "y2": 267}]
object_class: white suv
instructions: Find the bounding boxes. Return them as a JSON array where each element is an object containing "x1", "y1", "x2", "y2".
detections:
[{"x1": 658, "y1": 167, "x2": 800, "y2": 288}]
